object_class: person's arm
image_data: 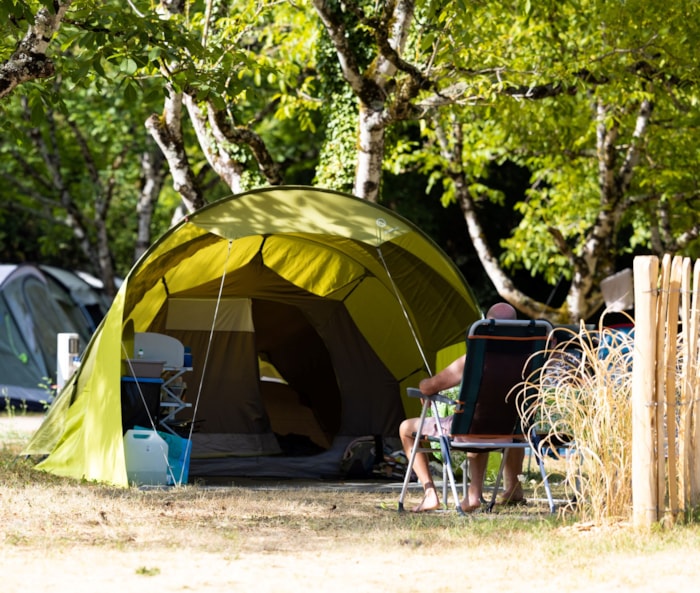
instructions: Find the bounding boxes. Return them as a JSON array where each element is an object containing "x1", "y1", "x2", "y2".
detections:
[{"x1": 418, "y1": 354, "x2": 466, "y2": 395}]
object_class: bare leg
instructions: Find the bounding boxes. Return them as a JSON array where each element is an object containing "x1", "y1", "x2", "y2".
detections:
[
  {"x1": 500, "y1": 448, "x2": 525, "y2": 502},
  {"x1": 399, "y1": 418, "x2": 440, "y2": 512},
  {"x1": 461, "y1": 452, "x2": 487, "y2": 512}
]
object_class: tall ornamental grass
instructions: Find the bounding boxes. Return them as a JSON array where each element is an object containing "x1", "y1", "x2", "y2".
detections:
[{"x1": 519, "y1": 319, "x2": 635, "y2": 524}]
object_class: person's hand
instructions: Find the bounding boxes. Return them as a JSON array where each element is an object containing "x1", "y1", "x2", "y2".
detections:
[{"x1": 418, "y1": 378, "x2": 432, "y2": 396}]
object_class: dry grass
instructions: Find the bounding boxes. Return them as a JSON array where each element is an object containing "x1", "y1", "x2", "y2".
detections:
[
  {"x1": 520, "y1": 320, "x2": 636, "y2": 524},
  {"x1": 4, "y1": 413, "x2": 700, "y2": 592}
]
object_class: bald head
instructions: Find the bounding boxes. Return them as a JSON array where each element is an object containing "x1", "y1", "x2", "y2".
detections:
[{"x1": 486, "y1": 302, "x2": 517, "y2": 320}]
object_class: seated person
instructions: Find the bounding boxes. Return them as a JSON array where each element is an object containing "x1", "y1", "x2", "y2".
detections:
[{"x1": 399, "y1": 302, "x2": 525, "y2": 512}]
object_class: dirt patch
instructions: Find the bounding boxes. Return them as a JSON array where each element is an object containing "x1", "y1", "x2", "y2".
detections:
[
  {"x1": 0, "y1": 413, "x2": 44, "y2": 448},
  {"x1": 0, "y1": 412, "x2": 44, "y2": 433}
]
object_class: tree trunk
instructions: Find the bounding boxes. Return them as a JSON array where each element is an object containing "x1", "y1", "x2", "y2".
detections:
[
  {"x1": 354, "y1": 107, "x2": 385, "y2": 201},
  {"x1": 313, "y1": 0, "x2": 416, "y2": 202},
  {"x1": 135, "y1": 140, "x2": 168, "y2": 262},
  {"x1": 184, "y1": 96, "x2": 245, "y2": 194}
]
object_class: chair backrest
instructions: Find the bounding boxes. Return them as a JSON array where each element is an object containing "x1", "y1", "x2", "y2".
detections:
[{"x1": 450, "y1": 318, "x2": 552, "y2": 438}]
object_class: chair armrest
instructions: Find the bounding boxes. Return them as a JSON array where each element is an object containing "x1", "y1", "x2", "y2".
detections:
[{"x1": 406, "y1": 387, "x2": 458, "y2": 407}]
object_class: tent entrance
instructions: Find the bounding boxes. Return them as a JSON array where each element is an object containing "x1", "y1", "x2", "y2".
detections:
[
  {"x1": 253, "y1": 298, "x2": 341, "y2": 453},
  {"x1": 160, "y1": 296, "x2": 342, "y2": 459},
  {"x1": 151, "y1": 274, "x2": 406, "y2": 478}
]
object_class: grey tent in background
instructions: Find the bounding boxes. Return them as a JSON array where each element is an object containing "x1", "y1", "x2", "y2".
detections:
[{"x1": 0, "y1": 263, "x2": 112, "y2": 411}]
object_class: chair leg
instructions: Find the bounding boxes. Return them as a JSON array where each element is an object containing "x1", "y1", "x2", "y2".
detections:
[
  {"x1": 442, "y1": 452, "x2": 473, "y2": 508},
  {"x1": 486, "y1": 449, "x2": 508, "y2": 512},
  {"x1": 398, "y1": 436, "x2": 421, "y2": 512},
  {"x1": 461, "y1": 458, "x2": 468, "y2": 501},
  {"x1": 442, "y1": 458, "x2": 447, "y2": 505},
  {"x1": 530, "y1": 435, "x2": 556, "y2": 514},
  {"x1": 438, "y1": 435, "x2": 464, "y2": 514}
]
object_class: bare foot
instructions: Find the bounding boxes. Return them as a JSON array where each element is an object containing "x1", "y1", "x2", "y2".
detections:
[
  {"x1": 411, "y1": 487, "x2": 440, "y2": 512},
  {"x1": 459, "y1": 500, "x2": 481, "y2": 513},
  {"x1": 459, "y1": 497, "x2": 482, "y2": 513},
  {"x1": 497, "y1": 484, "x2": 525, "y2": 505},
  {"x1": 459, "y1": 484, "x2": 483, "y2": 513}
]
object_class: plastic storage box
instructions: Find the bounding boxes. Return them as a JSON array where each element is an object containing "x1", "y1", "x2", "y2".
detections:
[{"x1": 122, "y1": 359, "x2": 165, "y2": 378}]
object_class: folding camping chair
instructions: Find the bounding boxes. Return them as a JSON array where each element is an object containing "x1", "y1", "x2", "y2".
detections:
[{"x1": 398, "y1": 318, "x2": 556, "y2": 514}]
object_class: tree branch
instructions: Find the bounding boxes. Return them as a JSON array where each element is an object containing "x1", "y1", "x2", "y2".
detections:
[
  {"x1": 547, "y1": 226, "x2": 576, "y2": 265},
  {"x1": 210, "y1": 104, "x2": 284, "y2": 185},
  {"x1": 0, "y1": 171, "x2": 55, "y2": 207},
  {"x1": 433, "y1": 117, "x2": 566, "y2": 321},
  {"x1": 183, "y1": 95, "x2": 245, "y2": 194},
  {"x1": 0, "y1": 2, "x2": 73, "y2": 98},
  {"x1": 135, "y1": 140, "x2": 167, "y2": 261},
  {"x1": 145, "y1": 90, "x2": 204, "y2": 212},
  {"x1": 673, "y1": 224, "x2": 700, "y2": 252},
  {"x1": 618, "y1": 97, "x2": 653, "y2": 190},
  {"x1": 311, "y1": 0, "x2": 366, "y2": 94}
]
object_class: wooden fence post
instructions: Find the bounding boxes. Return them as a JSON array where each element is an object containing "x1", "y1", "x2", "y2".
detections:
[
  {"x1": 654, "y1": 255, "x2": 671, "y2": 516},
  {"x1": 679, "y1": 257, "x2": 692, "y2": 511},
  {"x1": 632, "y1": 255, "x2": 659, "y2": 527},
  {"x1": 664, "y1": 256, "x2": 683, "y2": 521},
  {"x1": 691, "y1": 260, "x2": 700, "y2": 506}
]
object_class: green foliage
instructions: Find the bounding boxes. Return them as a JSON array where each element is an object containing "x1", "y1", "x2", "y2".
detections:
[
  {"x1": 313, "y1": 87, "x2": 357, "y2": 192},
  {"x1": 0, "y1": 0, "x2": 34, "y2": 35},
  {"x1": 0, "y1": 50, "x2": 167, "y2": 273},
  {"x1": 400, "y1": 0, "x2": 700, "y2": 296},
  {"x1": 0, "y1": 0, "x2": 328, "y2": 273},
  {"x1": 3, "y1": 0, "x2": 700, "y2": 306}
]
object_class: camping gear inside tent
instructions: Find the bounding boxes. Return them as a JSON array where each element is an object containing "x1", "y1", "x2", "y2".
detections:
[
  {"x1": 0, "y1": 264, "x2": 111, "y2": 411},
  {"x1": 24, "y1": 186, "x2": 482, "y2": 485}
]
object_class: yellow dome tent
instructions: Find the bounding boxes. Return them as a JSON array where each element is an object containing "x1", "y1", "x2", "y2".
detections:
[{"x1": 24, "y1": 186, "x2": 481, "y2": 485}]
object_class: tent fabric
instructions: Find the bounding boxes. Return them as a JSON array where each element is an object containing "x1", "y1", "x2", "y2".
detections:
[
  {"x1": 40, "y1": 265, "x2": 112, "y2": 331},
  {"x1": 25, "y1": 186, "x2": 482, "y2": 485},
  {"x1": 0, "y1": 264, "x2": 110, "y2": 411}
]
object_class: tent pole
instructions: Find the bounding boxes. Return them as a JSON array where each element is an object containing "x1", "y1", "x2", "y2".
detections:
[{"x1": 375, "y1": 245, "x2": 432, "y2": 377}]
